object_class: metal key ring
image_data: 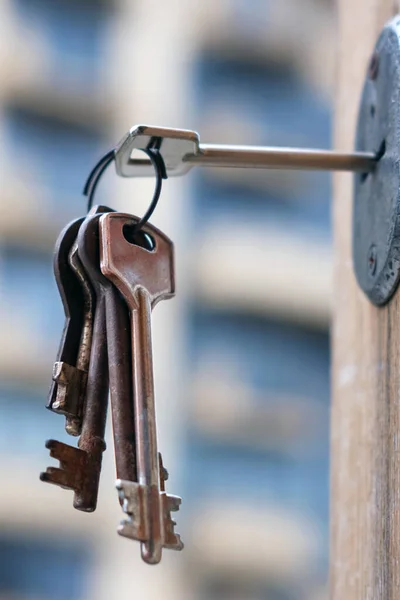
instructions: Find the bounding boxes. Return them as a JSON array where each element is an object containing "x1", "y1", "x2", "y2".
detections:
[{"x1": 83, "y1": 139, "x2": 168, "y2": 230}]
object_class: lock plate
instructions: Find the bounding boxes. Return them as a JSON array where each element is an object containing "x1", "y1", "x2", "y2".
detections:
[{"x1": 353, "y1": 16, "x2": 400, "y2": 305}]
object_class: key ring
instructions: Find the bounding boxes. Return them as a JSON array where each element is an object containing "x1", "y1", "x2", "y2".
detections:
[{"x1": 83, "y1": 137, "x2": 168, "y2": 231}]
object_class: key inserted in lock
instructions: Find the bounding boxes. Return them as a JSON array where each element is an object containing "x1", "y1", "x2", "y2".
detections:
[
  {"x1": 115, "y1": 125, "x2": 376, "y2": 178},
  {"x1": 113, "y1": 16, "x2": 400, "y2": 307}
]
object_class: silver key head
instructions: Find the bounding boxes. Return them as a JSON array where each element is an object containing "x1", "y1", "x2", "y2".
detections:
[
  {"x1": 115, "y1": 125, "x2": 199, "y2": 178},
  {"x1": 99, "y1": 213, "x2": 175, "y2": 310}
]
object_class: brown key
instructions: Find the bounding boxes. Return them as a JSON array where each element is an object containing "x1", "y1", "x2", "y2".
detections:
[
  {"x1": 48, "y1": 205, "x2": 111, "y2": 436},
  {"x1": 40, "y1": 211, "x2": 110, "y2": 511},
  {"x1": 100, "y1": 213, "x2": 183, "y2": 564}
]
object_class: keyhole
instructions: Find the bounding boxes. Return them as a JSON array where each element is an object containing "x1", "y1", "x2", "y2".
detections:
[
  {"x1": 123, "y1": 223, "x2": 155, "y2": 251},
  {"x1": 360, "y1": 139, "x2": 386, "y2": 183}
]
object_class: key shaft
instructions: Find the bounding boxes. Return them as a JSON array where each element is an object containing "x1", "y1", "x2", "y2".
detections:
[{"x1": 105, "y1": 280, "x2": 137, "y2": 483}]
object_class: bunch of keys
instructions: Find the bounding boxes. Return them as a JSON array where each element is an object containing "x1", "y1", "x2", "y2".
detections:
[{"x1": 40, "y1": 203, "x2": 183, "y2": 565}]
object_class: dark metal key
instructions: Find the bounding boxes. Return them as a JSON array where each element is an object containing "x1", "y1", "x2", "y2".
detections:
[
  {"x1": 47, "y1": 216, "x2": 85, "y2": 432},
  {"x1": 48, "y1": 205, "x2": 111, "y2": 436},
  {"x1": 40, "y1": 211, "x2": 110, "y2": 511}
]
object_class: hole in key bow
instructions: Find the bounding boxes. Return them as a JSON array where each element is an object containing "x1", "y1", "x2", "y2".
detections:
[{"x1": 122, "y1": 223, "x2": 155, "y2": 251}]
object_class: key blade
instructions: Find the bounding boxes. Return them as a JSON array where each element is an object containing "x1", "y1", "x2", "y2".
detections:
[
  {"x1": 40, "y1": 440, "x2": 87, "y2": 492},
  {"x1": 40, "y1": 438, "x2": 103, "y2": 512},
  {"x1": 47, "y1": 217, "x2": 85, "y2": 413},
  {"x1": 162, "y1": 493, "x2": 184, "y2": 551},
  {"x1": 51, "y1": 362, "x2": 87, "y2": 433},
  {"x1": 115, "y1": 480, "x2": 149, "y2": 542},
  {"x1": 48, "y1": 206, "x2": 112, "y2": 429},
  {"x1": 115, "y1": 481, "x2": 184, "y2": 552},
  {"x1": 99, "y1": 212, "x2": 175, "y2": 310}
]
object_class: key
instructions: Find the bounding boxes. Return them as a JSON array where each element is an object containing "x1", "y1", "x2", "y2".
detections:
[
  {"x1": 100, "y1": 212, "x2": 183, "y2": 564},
  {"x1": 48, "y1": 205, "x2": 111, "y2": 436},
  {"x1": 106, "y1": 230, "x2": 167, "y2": 493},
  {"x1": 40, "y1": 212, "x2": 110, "y2": 511},
  {"x1": 47, "y1": 216, "x2": 85, "y2": 434}
]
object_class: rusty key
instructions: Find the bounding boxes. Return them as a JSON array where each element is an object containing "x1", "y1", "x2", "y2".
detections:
[
  {"x1": 41, "y1": 211, "x2": 111, "y2": 511},
  {"x1": 48, "y1": 206, "x2": 112, "y2": 436},
  {"x1": 106, "y1": 230, "x2": 168, "y2": 492},
  {"x1": 105, "y1": 283, "x2": 137, "y2": 485},
  {"x1": 47, "y1": 216, "x2": 85, "y2": 426},
  {"x1": 100, "y1": 213, "x2": 183, "y2": 564}
]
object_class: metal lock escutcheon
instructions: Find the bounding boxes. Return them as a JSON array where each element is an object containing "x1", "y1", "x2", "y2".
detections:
[{"x1": 353, "y1": 16, "x2": 400, "y2": 305}]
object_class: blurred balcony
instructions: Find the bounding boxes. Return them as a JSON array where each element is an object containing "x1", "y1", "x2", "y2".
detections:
[
  {"x1": 189, "y1": 369, "x2": 327, "y2": 457},
  {"x1": 195, "y1": 0, "x2": 335, "y2": 99},
  {"x1": 187, "y1": 503, "x2": 321, "y2": 581},
  {"x1": 191, "y1": 222, "x2": 332, "y2": 326},
  {"x1": 0, "y1": 0, "x2": 115, "y2": 131},
  {"x1": 0, "y1": 180, "x2": 70, "y2": 251}
]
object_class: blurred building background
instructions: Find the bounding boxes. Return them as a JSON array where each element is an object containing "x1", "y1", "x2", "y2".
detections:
[{"x1": 0, "y1": 1, "x2": 334, "y2": 599}]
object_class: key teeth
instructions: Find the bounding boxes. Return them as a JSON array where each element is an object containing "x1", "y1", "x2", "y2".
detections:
[
  {"x1": 117, "y1": 519, "x2": 139, "y2": 541},
  {"x1": 40, "y1": 467, "x2": 74, "y2": 490},
  {"x1": 41, "y1": 440, "x2": 87, "y2": 492},
  {"x1": 166, "y1": 494, "x2": 182, "y2": 512},
  {"x1": 45, "y1": 439, "x2": 85, "y2": 463},
  {"x1": 162, "y1": 493, "x2": 184, "y2": 551},
  {"x1": 115, "y1": 479, "x2": 135, "y2": 511},
  {"x1": 115, "y1": 480, "x2": 148, "y2": 542},
  {"x1": 50, "y1": 362, "x2": 86, "y2": 430},
  {"x1": 164, "y1": 533, "x2": 184, "y2": 552},
  {"x1": 115, "y1": 481, "x2": 184, "y2": 551}
]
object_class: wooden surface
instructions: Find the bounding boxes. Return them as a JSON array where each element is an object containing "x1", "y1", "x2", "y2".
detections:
[{"x1": 332, "y1": 1, "x2": 400, "y2": 598}]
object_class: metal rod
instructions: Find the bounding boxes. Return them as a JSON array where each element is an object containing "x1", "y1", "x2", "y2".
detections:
[{"x1": 184, "y1": 144, "x2": 376, "y2": 172}]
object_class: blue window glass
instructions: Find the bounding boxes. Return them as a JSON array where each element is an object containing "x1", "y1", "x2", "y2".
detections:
[
  {"x1": 4, "y1": 107, "x2": 105, "y2": 213},
  {"x1": 183, "y1": 310, "x2": 330, "y2": 561},
  {"x1": 0, "y1": 533, "x2": 91, "y2": 599},
  {"x1": 13, "y1": 0, "x2": 111, "y2": 88},
  {"x1": 192, "y1": 171, "x2": 331, "y2": 233},
  {"x1": 183, "y1": 436, "x2": 329, "y2": 526},
  {"x1": 194, "y1": 58, "x2": 331, "y2": 147},
  {"x1": 1, "y1": 244, "x2": 62, "y2": 340},
  {"x1": 0, "y1": 386, "x2": 72, "y2": 461},
  {"x1": 188, "y1": 310, "x2": 330, "y2": 400},
  {"x1": 191, "y1": 57, "x2": 331, "y2": 231}
]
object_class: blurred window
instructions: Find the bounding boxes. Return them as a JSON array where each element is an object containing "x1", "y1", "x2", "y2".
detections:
[
  {"x1": 0, "y1": 534, "x2": 90, "y2": 599},
  {"x1": 4, "y1": 107, "x2": 104, "y2": 207},
  {"x1": 13, "y1": 0, "x2": 111, "y2": 88},
  {"x1": 184, "y1": 435, "x2": 329, "y2": 527},
  {"x1": 184, "y1": 310, "x2": 329, "y2": 533},
  {"x1": 192, "y1": 56, "x2": 331, "y2": 231},
  {"x1": 1, "y1": 244, "x2": 61, "y2": 339},
  {"x1": 189, "y1": 310, "x2": 330, "y2": 401},
  {"x1": 193, "y1": 171, "x2": 331, "y2": 233},
  {"x1": 0, "y1": 386, "x2": 71, "y2": 461},
  {"x1": 195, "y1": 57, "x2": 331, "y2": 147}
]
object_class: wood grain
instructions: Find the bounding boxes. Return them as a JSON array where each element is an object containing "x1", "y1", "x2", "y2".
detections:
[{"x1": 331, "y1": 2, "x2": 400, "y2": 599}]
